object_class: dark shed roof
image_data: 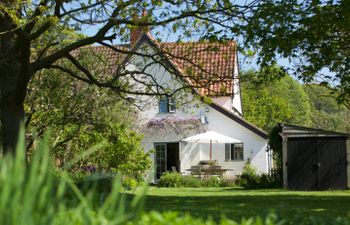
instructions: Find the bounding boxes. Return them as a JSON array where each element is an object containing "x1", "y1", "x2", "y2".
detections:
[{"x1": 279, "y1": 123, "x2": 349, "y2": 139}]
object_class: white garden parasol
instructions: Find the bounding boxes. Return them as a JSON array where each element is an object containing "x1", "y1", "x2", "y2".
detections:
[{"x1": 182, "y1": 131, "x2": 241, "y2": 160}]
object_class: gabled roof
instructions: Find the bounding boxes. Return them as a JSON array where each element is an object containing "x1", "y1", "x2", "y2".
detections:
[
  {"x1": 279, "y1": 124, "x2": 348, "y2": 139},
  {"x1": 123, "y1": 33, "x2": 236, "y2": 96}
]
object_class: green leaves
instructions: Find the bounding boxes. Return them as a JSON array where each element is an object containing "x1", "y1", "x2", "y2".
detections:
[
  {"x1": 26, "y1": 57, "x2": 150, "y2": 177},
  {"x1": 0, "y1": 130, "x2": 148, "y2": 225},
  {"x1": 241, "y1": 68, "x2": 312, "y2": 132},
  {"x1": 243, "y1": 0, "x2": 350, "y2": 105}
]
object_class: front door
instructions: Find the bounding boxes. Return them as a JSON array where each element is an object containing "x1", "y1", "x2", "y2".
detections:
[{"x1": 154, "y1": 143, "x2": 180, "y2": 179}]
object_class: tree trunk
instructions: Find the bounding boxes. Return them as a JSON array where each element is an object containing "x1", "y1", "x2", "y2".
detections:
[
  {"x1": 0, "y1": 90, "x2": 25, "y2": 154},
  {"x1": 0, "y1": 49, "x2": 26, "y2": 155},
  {"x1": 0, "y1": 15, "x2": 28, "y2": 155}
]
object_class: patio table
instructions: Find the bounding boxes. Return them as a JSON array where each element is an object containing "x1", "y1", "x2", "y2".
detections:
[{"x1": 186, "y1": 167, "x2": 233, "y2": 179}]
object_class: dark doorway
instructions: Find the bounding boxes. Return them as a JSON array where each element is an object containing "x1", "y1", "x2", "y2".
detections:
[
  {"x1": 154, "y1": 142, "x2": 180, "y2": 179},
  {"x1": 166, "y1": 143, "x2": 180, "y2": 172}
]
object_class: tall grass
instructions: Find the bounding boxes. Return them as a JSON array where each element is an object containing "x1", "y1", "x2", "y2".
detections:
[{"x1": 0, "y1": 131, "x2": 144, "y2": 225}]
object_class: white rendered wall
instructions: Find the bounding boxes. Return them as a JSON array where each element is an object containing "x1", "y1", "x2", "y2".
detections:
[
  {"x1": 141, "y1": 100, "x2": 268, "y2": 181},
  {"x1": 232, "y1": 52, "x2": 242, "y2": 115}
]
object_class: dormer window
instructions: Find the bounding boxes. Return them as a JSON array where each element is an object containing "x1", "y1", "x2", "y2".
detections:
[{"x1": 159, "y1": 97, "x2": 176, "y2": 113}]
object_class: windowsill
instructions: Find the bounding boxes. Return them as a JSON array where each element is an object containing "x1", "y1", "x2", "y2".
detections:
[
  {"x1": 225, "y1": 160, "x2": 245, "y2": 162},
  {"x1": 158, "y1": 112, "x2": 176, "y2": 114}
]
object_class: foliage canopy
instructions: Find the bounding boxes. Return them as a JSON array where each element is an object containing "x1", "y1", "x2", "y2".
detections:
[{"x1": 244, "y1": 0, "x2": 350, "y2": 106}]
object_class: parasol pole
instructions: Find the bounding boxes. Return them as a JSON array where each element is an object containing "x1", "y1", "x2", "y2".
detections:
[{"x1": 210, "y1": 139, "x2": 212, "y2": 160}]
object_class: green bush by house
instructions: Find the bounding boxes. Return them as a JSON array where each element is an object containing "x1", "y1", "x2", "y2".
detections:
[{"x1": 157, "y1": 172, "x2": 236, "y2": 188}]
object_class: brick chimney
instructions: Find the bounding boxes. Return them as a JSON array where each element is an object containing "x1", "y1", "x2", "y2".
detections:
[{"x1": 130, "y1": 9, "x2": 149, "y2": 46}]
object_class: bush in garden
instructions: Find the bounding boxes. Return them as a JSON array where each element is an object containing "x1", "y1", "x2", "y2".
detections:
[
  {"x1": 158, "y1": 172, "x2": 183, "y2": 187},
  {"x1": 202, "y1": 176, "x2": 221, "y2": 187},
  {"x1": 258, "y1": 171, "x2": 282, "y2": 188},
  {"x1": 122, "y1": 176, "x2": 139, "y2": 190},
  {"x1": 220, "y1": 179, "x2": 237, "y2": 187},
  {"x1": 235, "y1": 161, "x2": 260, "y2": 188},
  {"x1": 158, "y1": 172, "x2": 236, "y2": 188},
  {"x1": 180, "y1": 175, "x2": 202, "y2": 187},
  {"x1": 235, "y1": 161, "x2": 282, "y2": 189}
]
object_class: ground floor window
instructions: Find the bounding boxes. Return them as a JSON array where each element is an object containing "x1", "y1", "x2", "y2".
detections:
[{"x1": 225, "y1": 143, "x2": 244, "y2": 161}]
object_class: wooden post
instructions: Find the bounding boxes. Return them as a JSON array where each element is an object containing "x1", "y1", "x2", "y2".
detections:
[{"x1": 281, "y1": 134, "x2": 288, "y2": 189}]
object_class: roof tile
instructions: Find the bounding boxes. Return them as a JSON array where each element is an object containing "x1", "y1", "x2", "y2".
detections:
[{"x1": 160, "y1": 41, "x2": 236, "y2": 96}]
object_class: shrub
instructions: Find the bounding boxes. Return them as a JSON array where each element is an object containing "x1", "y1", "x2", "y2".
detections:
[
  {"x1": 158, "y1": 172, "x2": 183, "y2": 187},
  {"x1": 202, "y1": 176, "x2": 221, "y2": 187},
  {"x1": 180, "y1": 175, "x2": 202, "y2": 188},
  {"x1": 122, "y1": 176, "x2": 139, "y2": 190},
  {"x1": 235, "y1": 161, "x2": 282, "y2": 189},
  {"x1": 157, "y1": 172, "x2": 235, "y2": 188},
  {"x1": 220, "y1": 179, "x2": 237, "y2": 187},
  {"x1": 235, "y1": 162, "x2": 260, "y2": 188}
]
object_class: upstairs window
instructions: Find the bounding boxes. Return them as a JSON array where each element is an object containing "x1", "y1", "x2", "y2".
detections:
[
  {"x1": 225, "y1": 143, "x2": 244, "y2": 161},
  {"x1": 159, "y1": 97, "x2": 176, "y2": 113}
]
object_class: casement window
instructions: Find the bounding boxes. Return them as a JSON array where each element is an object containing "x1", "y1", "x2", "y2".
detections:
[
  {"x1": 225, "y1": 143, "x2": 244, "y2": 161},
  {"x1": 159, "y1": 97, "x2": 176, "y2": 113}
]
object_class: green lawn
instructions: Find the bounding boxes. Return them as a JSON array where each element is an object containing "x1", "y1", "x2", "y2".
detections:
[{"x1": 138, "y1": 187, "x2": 350, "y2": 223}]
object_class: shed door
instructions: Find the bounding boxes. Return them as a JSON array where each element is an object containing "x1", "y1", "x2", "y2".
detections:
[
  {"x1": 287, "y1": 137, "x2": 347, "y2": 190},
  {"x1": 287, "y1": 138, "x2": 318, "y2": 190},
  {"x1": 317, "y1": 138, "x2": 347, "y2": 190}
]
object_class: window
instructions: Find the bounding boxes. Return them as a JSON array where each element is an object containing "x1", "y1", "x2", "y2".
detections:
[
  {"x1": 159, "y1": 97, "x2": 176, "y2": 113},
  {"x1": 225, "y1": 143, "x2": 244, "y2": 161}
]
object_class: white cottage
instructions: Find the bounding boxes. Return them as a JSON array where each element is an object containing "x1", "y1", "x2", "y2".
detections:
[
  {"x1": 114, "y1": 30, "x2": 270, "y2": 182},
  {"x1": 92, "y1": 26, "x2": 270, "y2": 181}
]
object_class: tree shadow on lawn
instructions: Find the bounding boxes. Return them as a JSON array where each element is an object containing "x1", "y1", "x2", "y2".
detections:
[{"x1": 136, "y1": 193, "x2": 350, "y2": 223}]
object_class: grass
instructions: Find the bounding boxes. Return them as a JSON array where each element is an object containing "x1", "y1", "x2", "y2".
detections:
[{"x1": 138, "y1": 187, "x2": 350, "y2": 223}]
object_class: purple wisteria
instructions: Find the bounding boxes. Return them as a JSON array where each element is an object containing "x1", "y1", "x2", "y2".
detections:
[{"x1": 146, "y1": 115, "x2": 207, "y2": 134}]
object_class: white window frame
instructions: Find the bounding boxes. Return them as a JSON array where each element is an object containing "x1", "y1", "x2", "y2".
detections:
[
  {"x1": 168, "y1": 97, "x2": 176, "y2": 113},
  {"x1": 225, "y1": 143, "x2": 244, "y2": 161},
  {"x1": 159, "y1": 96, "x2": 176, "y2": 113}
]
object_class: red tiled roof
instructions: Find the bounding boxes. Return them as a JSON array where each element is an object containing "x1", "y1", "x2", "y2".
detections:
[
  {"x1": 81, "y1": 45, "x2": 128, "y2": 75},
  {"x1": 83, "y1": 36, "x2": 236, "y2": 96},
  {"x1": 160, "y1": 41, "x2": 236, "y2": 96}
]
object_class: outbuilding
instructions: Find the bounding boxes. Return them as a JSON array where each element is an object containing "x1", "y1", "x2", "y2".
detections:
[{"x1": 279, "y1": 124, "x2": 349, "y2": 190}]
